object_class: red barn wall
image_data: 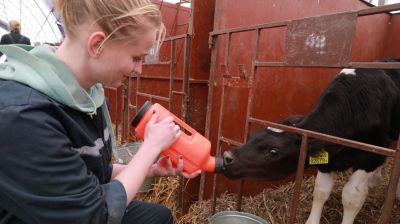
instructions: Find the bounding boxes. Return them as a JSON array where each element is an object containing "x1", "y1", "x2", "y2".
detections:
[{"x1": 203, "y1": 0, "x2": 400, "y2": 199}]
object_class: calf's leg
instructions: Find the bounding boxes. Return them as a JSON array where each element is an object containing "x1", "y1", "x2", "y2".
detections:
[
  {"x1": 306, "y1": 171, "x2": 334, "y2": 224},
  {"x1": 341, "y1": 170, "x2": 370, "y2": 224},
  {"x1": 368, "y1": 166, "x2": 382, "y2": 188}
]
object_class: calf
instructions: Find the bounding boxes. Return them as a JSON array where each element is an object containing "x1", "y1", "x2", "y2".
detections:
[{"x1": 221, "y1": 59, "x2": 400, "y2": 224}]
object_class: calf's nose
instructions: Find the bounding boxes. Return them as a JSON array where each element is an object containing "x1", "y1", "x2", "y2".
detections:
[{"x1": 223, "y1": 151, "x2": 235, "y2": 165}]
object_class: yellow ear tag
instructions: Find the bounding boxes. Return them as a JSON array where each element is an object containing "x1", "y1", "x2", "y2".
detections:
[{"x1": 309, "y1": 149, "x2": 329, "y2": 165}]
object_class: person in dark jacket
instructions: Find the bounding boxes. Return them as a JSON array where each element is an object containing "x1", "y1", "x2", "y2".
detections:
[
  {"x1": 0, "y1": 20, "x2": 31, "y2": 45},
  {"x1": 0, "y1": 20, "x2": 30, "y2": 60},
  {"x1": 0, "y1": 0, "x2": 200, "y2": 224}
]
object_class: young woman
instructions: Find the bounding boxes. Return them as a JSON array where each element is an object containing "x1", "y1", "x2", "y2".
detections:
[{"x1": 0, "y1": 0, "x2": 199, "y2": 223}]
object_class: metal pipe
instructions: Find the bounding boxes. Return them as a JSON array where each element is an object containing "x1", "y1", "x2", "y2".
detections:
[
  {"x1": 115, "y1": 89, "x2": 119, "y2": 142},
  {"x1": 212, "y1": 77, "x2": 227, "y2": 214},
  {"x1": 136, "y1": 92, "x2": 169, "y2": 102},
  {"x1": 210, "y1": 21, "x2": 289, "y2": 37},
  {"x1": 182, "y1": 35, "x2": 192, "y2": 123},
  {"x1": 172, "y1": 91, "x2": 185, "y2": 95},
  {"x1": 288, "y1": 135, "x2": 309, "y2": 224},
  {"x1": 236, "y1": 180, "x2": 245, "y2": 211},
  {"x1": 254, "y1": 61, "x2": 400, "y2": 69},
  {"x1": 249, "y1": 118, "x2": 396, "y2": 157},
  {"x1": 377, "y1": 137, "x2": 400, "y2": 224},
  {"x1": 357, "y1": 3, "x2": 400, "y2": 16},
  {"x1": 125, "y1": 76, "x2": 132, "y2": 142},
  {"x1": 200, "y1": 15, "x2": 220, "y2": 201},
  {"x1": 220, "y1": 136, "x2": 242, "y2": 147},
  {"x1": 164, "y1": 33, "x2": 188, "y2": 42},
  {"x1": 130, "y1": 75, "x2": 208, "y2": 84},
  {"x1": 144, "y1": 61, "x2": 171, "y2": 65},
  {"x1": 169, "y1": 40, "x2": 176, "y2": 110}
]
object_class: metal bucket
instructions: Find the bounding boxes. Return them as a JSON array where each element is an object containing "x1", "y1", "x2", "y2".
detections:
[
  {"x1": 114, "y1": 142, "x2": 155, "y2": 192},
  {"x1": 209, "y1": 211, "x2": 269, "y2": 224}
]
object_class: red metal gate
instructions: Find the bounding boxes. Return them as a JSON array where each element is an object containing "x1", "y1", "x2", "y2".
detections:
[{"x1": 203, "y1": 1, "x2": 400, "y2": 223}]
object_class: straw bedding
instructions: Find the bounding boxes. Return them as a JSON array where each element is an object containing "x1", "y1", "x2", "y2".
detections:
[
  {"x1": 136, "y1": 158, "x2": 400, "y2": 224},
  {"x1": 116, "y1": 130, "x2": 399, "y2": 223}
]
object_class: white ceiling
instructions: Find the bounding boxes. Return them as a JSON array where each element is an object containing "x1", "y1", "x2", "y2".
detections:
[
  {"x1": 365, "y1": 0, "x2": 400, "y2": 5},
  {"x1": 0, "y1": 0, "x2": 192, "y2": 45},
  {"x1": 162, "y1": 0, "x2": 190, "y2": 8},
  {"x1": 0, "y1": 0, "x2": 62, "y2": 44}
]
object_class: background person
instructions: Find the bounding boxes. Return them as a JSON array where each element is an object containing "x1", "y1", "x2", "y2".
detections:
[{"x1": 0, "y1": 20, "x2": 31, "y2": 45}]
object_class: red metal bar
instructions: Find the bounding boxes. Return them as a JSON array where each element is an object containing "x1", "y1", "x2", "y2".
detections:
[
  {"x1": 377, "y1": 137, "x2": 400, "y2": 224},
  {"x1": 219, "y1": 136, "x2": 242, "y2": 147},
  {"x1": 134, "y1": 65, "x2": 141, "y2": 126},
  {"x1": 357, "y1": 3, "x2": 400, "y2": 16},
  {"x1": 131, "y1": 75, "x2": 208, "y2": 84},
  {"x1": 211, "y1": 141, "x2": 223, "y2": 214},
  {"x1": 121, "y1": 82, "x2": 129, "y2": 144},
  {"x1": 178, "y1": 22, "x2": 190, "y2": 27},
  {"x1": 178, "y1": 35, "x2": 192, "y2": 216},
  {"x1": 115, "y1": 88, "x2": 119, "y2": 141},
  {"x1": 169, "y1": 40, "x2": 176, "y2": 110},
  {"x1": 200, "y1": 12, "x2": 220, "y2": 201},
  {"x1": 222, "y1": 77, "x2": 250, "y2": 88},
  {"x1": 158, "y1": 0, "x2": 164, "y2": 10},
  {"x1": 254, "y1": 61, "x2": 400, "y2": 69},
  {"x1": 136, "y1": 92, "x2": 169, "y2": 102},
  {"x1": 288, "y1": 135, "x2": 309, "y2": 224},
  {"x1": 249, "y1": 117, "x2": 396, "y2": 157},
  {"x1": 348, "y1": 62, "x2": 400, "y2": 69},
  {"x1": 171, "y1": 1, "x2": 181, "y2": 36},
  {"x1": 172, "y1": 91, "x2": 185, "y2": 95},
  {"x1": 210, "y1": 20, "x2": 289, "y2": 37},
  {"x1": 225, "y1": 33, "x2": 231, "y2": 66},
  {"x1": 243, "y1": 28, "x2": 260, "y2": 142},
  {"x1": 164, "y1": 34, "x2": 188, "y2": 42},
  {"x1": 182, "y1": 36, "x2": 192, "y2": 123},
  {"x1": 125, "y1": 76, "x2": 132, "y2": 142},
  {"x1": 236, "y1": 180, "x2": 245, "y2": 211},
  {"x1": 211, "y1": 74, "x2": 227, "y2": 214},
  {"x1": 143, "y1": 61, "x2": 171, "y2": 65}
]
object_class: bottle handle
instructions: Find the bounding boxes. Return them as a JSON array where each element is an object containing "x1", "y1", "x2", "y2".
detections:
[{"x1": 169, "y1": 113, "x2": 197, "y2": 137}]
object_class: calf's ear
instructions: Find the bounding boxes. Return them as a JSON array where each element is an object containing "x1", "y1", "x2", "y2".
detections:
[
  {"x1": 308, "y1": 139, "x2": 343, "y2": 156},
  {"x1": 308, "y1": 139, "x2": 325, "y2": 155},
  {"x1": 280, "y1": 115, "x2": 305, "y2": 127}
]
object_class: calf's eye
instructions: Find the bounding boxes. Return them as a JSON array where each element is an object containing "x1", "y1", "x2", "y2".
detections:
[{"x1": 265, "y1": 148, "x2": 280, "y2": 159}]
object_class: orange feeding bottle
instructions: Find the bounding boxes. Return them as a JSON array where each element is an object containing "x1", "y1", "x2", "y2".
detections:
[{"x1": 131, "y1": 101, "x2": 223, "y2": 174}]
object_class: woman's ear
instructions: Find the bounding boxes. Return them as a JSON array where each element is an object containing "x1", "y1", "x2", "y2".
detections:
[{"x1": 87, "y1": 31, "x2": 106, "y2": 58}]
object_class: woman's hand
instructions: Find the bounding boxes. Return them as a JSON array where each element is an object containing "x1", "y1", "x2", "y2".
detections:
[
  {"x1": 148, "y1": 156, "x2": 202, "y2": 179},
  {"x1": 143, "y1": 111, "x2": 181, "y2": 152}
]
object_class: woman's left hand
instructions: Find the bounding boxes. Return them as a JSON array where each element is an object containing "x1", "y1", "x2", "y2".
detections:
[{"x1": 148, "y1": 156, "x2": 201, "y2": 179}]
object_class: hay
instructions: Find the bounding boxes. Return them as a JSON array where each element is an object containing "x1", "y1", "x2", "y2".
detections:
[
  {"x1": 113, "y1": 127, "x2": 400, "y2": 223},
  {"x1": 136, "y1": 177, "x2": 182, "y2": 221},
  {"x1": 136, "y1": 158, "x2": 400, "y2": 224}
]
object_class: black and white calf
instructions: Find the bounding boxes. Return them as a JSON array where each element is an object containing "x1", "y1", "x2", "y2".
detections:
[{"x1": 221, "y1": 59, "x2": 400, "y2": 224}]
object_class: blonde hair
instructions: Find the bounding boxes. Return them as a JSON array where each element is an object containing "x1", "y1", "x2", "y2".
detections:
[
  {"x1": 9, "y1": 20, "x2": 21, "y2": 33},
  {"x1": 55, "y1": 0, "x2": 165, "y2": 49}
]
